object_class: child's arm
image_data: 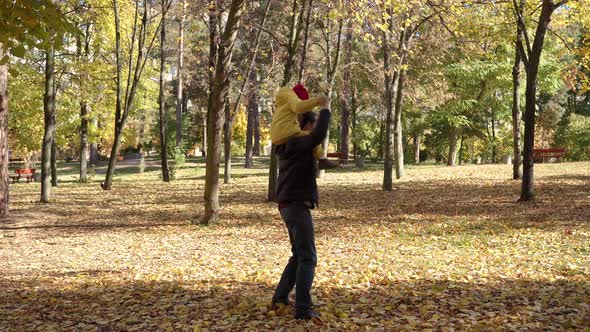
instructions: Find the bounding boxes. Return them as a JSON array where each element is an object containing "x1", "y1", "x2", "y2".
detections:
[{"x1": 288, "y1": 95, "x2": 324, "y2": 114}]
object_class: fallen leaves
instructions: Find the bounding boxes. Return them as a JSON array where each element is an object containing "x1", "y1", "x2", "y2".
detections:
[{"x1": 1, "y1": 162, "x2": 589, "y2": 330}]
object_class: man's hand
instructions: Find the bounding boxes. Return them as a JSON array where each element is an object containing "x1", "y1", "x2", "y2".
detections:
[{"x1": 318, "y1": 95, "x2": 330, "y2": 109}]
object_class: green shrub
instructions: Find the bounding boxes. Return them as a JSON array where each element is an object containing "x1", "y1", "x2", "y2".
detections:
[{"x1": 554, "y1": 114, "x2": 590, "y2": 161}]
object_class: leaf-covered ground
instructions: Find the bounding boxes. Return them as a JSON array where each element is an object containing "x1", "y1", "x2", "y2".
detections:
[{"x1": 1, "y1": 161, "x2": 589, "y2": 331}]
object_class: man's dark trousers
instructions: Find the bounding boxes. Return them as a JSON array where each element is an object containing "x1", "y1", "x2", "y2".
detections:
[{"x1": 273, "y1": 202, "x2": 317, "y2": 313}]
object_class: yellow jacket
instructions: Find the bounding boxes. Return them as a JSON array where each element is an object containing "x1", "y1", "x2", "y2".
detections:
[{"x1": 270, "y1": 87, "x2": 321, "y2": 144}]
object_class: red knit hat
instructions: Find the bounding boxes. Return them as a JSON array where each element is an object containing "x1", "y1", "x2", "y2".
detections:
[{"x1": 293, "y1": 83, "x2": 309, "y2": 100}]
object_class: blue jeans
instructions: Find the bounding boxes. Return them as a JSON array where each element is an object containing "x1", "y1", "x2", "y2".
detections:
[{"x1": 273, "y1": 202, "x2": 317, "y2": 313}]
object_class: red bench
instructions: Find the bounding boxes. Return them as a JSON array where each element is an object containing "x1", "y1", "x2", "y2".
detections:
[
  {"x1": 533, "y1": 148, "x2": 566, "y2": 163},
  {"x1": 326, "y1": 152, "x2": 343, "y2": 159},
  {"x1": 10, "y1": 168, "x2": 36, "y2": 183}
]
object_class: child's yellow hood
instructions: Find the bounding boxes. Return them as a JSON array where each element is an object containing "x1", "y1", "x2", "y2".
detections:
[{"x1": 275, "y1": 87, "x2": 298, "y2": 108}]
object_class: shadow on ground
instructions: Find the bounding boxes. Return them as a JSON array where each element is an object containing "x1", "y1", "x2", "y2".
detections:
[{"x1": 1, "y1": 275, "x2": 588, "y2": 331}]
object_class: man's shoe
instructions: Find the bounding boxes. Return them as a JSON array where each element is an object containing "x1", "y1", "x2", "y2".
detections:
[
  {"x1": 318, "y1": 158, "x2": 339, "y2": 170},
  {"x1": 271, "y1": 298, "x2": 290, "y2": 309},
  {"x1": 295, "y1": 309, "x2": 321, "y2": 320}
]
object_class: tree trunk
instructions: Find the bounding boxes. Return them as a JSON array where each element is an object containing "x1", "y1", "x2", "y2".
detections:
[
  {"x1": 378, "y1": 116, "x2": 384, "y2": 161},
  {"x1": 159, "y1": 0, "x2": 171, "y2": 182},
  {"x1": 267, "y1": 146, "x2": 279, "y2": 201},
  {"x1": 176, "y1": 0, "x2": 186, "y2": 148},
  {"x1": 90, "y1": 116, "x2": 99, "y2": 164},
  {"x1": 203, "y1": 0, "x2": 247, "y2": 224},
  {"x1": 138, "y1": 111, "x2": 146, "y2": 154},
  {"x1": 393, "y1": 69, "x2": 405, "y2": 179},
  {"x1": 202, "y1": 110, "x2": 207, "y2": 157},
  {"x1": 317, "y1": 16, "x2": 344, "y2": 178},
  {"x1": 90, "y1": 139, "x2": 98, "y2": 164},
  {"x1": 520, "y1": 0, "x2": 561, "y2": 202},
  {"x1": 383, "y1": 70, "x2": 399, "y2": 190},
  {"x1": 103, "y1": 126, "x2": 123, "y2": 190},
  {"x1": 458, "y1": 131, "x2": 464, "y2": 165},
  {"x1": 282, "y1": 0, "x2": 305, "y2": 87},
  {"x1": 413, "y1": 133, "x2": 420, "y2": 164},
  {"x1": 351, "y1": 88, "x2": 358, "y2": 161},
  {"x1": 80, "y1": 103, "x2": 89, "y2": 182},
  {"x1": 41, "y1": 46, "x2": 55, "y2": 203},
  {"x1": 102, "y1": 0, "x2": 124, "y2": 191},
  {"x1": 103, "y1": 0, "x2": 153, "y2": 190},
  {"x1": 204, "y1": 0, "x2": 220, "y2": 161},
  {"x1": 253, "y1": 103, "x2": 260, "y2": 156},
  {"x1": 297, "y1": 0, "x2": 313, "y2": 82},
  {"x1": 50, "y1": 118, "x2": 58, "y2": 187},
  {"x1": 78, "y1": 27, "x2": 90, "y2": 183},
  {"x1": 447, "y1": 127, "x2": 458, "y2": 167},
  {"x1": 340, "y1": 19, "x2": 352, "y2": 165},
  {"x1": 382, "y1": 9, "x2": 403, "y2": 191},
  {"x1": 225, "y1": 0, "x2": 271, "y2": 179},
  {"x1": 0, "y1": 43, "x2": 9, "y2": 216},
  {"x1": 512, "y1": 0, "x2": 524, "y2": 180},
  {"x1": 491, "y1": 108, "x2": 497, "y2": 163},
  {"x1": 223, "y1": 98, "x2": 231, "y2": 183},
  {"x1": 245, "y1": 71, "x2": 258, "y2": 168}
]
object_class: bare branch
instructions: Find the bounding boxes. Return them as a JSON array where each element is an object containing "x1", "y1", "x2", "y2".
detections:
[
  {"x1": 511, "y1": 0, "x2": 532, "y2": 57},
  {"x1": 230, "y1": 0, "x2": 273, "y2": 123}
]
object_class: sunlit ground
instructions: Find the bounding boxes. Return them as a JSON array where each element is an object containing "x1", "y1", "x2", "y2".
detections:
[{"x1": 2, "y1": 160, "x2": 589, "y2": 331}]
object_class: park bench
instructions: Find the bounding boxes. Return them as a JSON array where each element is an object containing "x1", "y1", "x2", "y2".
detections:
[
  {"x1": 10, "y1": 168, "x2": 36, "y2": 183},
  {"x1": 533, "y1": 148, "x2": 566, "y2": 163},
  {"x1": 327, "y1": 152, "x2": 345, "y2": 163}
]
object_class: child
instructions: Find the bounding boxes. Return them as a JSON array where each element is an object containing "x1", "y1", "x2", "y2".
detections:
[{"x1": 270, "y1": 84, "x2": 338, "y2": 169}]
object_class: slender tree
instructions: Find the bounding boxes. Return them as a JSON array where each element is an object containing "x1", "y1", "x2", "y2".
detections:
[
  {"x1": 382, "y1": 7, "x2": 400, "y2": 191},
  {"x1": 50, "y1": 112, "x2": 57, "y2": 187},
  {"x1": 90, "y1": 117, "x2": 99, "y2": 164},
  {"x1": 253, "y1": 101, "x2": 260, "y2": 156},
  {"x1": 514, "y1": 0, "x2": 568, "y2": 201},
  {"x1": 204, "y1": 1, "x2": 221, "y2": 161},
  {"x1": 223, "y1": 96, "x2": 231, "y2": 183},
  {"x1": 393, "y1": 68, "x2": 406, "y2": 178},
  {"x1": 340, "y1": 18, "x2": 353, "y2": 165},
  {"x1": 202, "y1": 0, "x2": 248, "y2": 224},
  {"x1": 381, "y1": 5, "x2": 435, "y2": 185},
  {"x1": 78, "y1": 24, "x2": 91, "y2": 183},
  {"x1": 413, "y1": 133, "x2": 420, "y2": 164},
  {"x1": 511, "y1": 0, "x2": 525, "y2": 180},
  {"x1": 159, "y1": 0, "x2": 171, "y2": 182},
  {"x1": 244, "y1": 69, "x2": 258, "y2": 168},
  {"x1": 317, "y1": 6, "x2": 344, "y2": 178},
  {"x1": 102, "y1": 0, "x2": 165, "y2": 190},
  {"x1": 40, "y1": 46, "x2": 55, "y2": 202},
  {"x1": 0, "y1": 43, "x2": 8, "y2": 216},
  {"x1": 298, "y1": 0, "x2": 313, "y2": 82},
  {"x1": 176, "y1": 0, "x2": 186, "y2": 148},
  {"x1": 0, "y1": 1, "x2": 73, "y2": 210},
  {"x1": 224, "y1": 0, "x2": 272, "y2": 181}
]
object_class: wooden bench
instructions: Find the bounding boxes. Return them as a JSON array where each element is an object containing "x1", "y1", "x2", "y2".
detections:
[
  {"x1": 533, "y1": 148, "x2": 566, "y2": 163},
  {"x1": 10, "y1": 168, "x2": 36, "y2": 183}
]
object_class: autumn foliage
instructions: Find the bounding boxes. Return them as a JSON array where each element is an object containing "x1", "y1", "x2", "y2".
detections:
[{"x1": 1, "y1": 161, "x2": 589, "y2": 330}]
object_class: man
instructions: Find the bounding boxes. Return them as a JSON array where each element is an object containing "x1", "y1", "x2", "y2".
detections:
[{"x1": 271, "y1": 97, "x2": 331, "y2": 320}]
